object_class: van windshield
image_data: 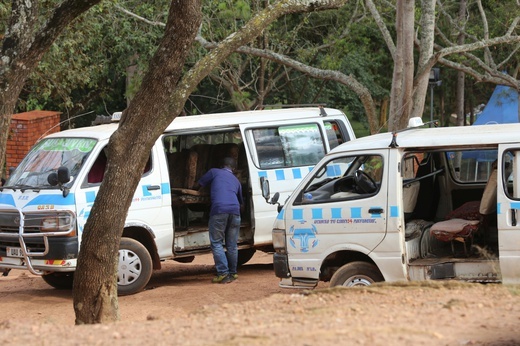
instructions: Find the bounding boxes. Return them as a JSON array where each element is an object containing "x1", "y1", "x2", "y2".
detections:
[{"x1": 6, "y1": 137, "x2": 97, "y2": 188}]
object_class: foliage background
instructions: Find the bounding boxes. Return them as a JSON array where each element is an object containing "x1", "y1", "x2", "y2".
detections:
[{"x1": 1, "y1": 0, "x2": 518, "y2": 137}]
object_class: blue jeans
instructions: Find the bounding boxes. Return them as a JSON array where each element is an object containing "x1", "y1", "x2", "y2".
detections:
[{"x1": 208, "y1": 213, "x2": 241, "y2": 276}]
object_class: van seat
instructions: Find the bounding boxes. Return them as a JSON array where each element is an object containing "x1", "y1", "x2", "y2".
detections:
[
  {"x1": 168, "y1": 151, "x2": 189, "y2": 188},
  {"x1": 189, "y1": 144, "x2": 213, "y2": 184},
  {"x1": 429, "y1": 167, "x2": 497, "y2": 255}
]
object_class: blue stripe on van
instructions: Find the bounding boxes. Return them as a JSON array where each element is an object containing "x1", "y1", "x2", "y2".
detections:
[
  {"x1": 0, "y1": 194, "x2": 15, "y2": 207},
  {"x1": 350, "y1": 207, "x2": 362, "y2": 218},
  {"x1": 285, "y1": 205, "x2": 399, "y2": 221},
  {"x1": 258, "y1": 167, "x2": 315, "y2": 181},
  {"x1": 161, "y1": 183, "x2": 170, "y2": 194},
  {"x1": 312, "y1": 208, "x2": 323, "y2": 219},
  {"x1": 510, "y1": 202, "x2": 520, "y2": 210},
  {"x1": 25, "y1": 193, "x2": 75, "y2": 207},
  {"x1": 275, "y1": 170, "x2": 285, "y2": 180},
  {"x1": 331, "y1": 208, "x2": 342, "y2": 218},
  {"x1": 293, "y1": 209, "x2": 303, "y2": 220},
  {"x1": 86, "y1": 191, "x2": 96, "y2": 203},
  {"x1": 292, "y1": 168, "x2": 302, "y2": 179}
]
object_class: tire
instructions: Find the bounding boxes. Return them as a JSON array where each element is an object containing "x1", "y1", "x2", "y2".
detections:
[
  {"x1": 329, "y1": 261, "x2": 384, "y2": 287},
  {"x1": 117, "y1": 238, "x2": 153, "y2": 296},
  {"x1": 237, "y1": 248, "x2": 256, "y2": 266},
  {"x1": 42, "y1": 272, "x2": 74, "y2": 289}
]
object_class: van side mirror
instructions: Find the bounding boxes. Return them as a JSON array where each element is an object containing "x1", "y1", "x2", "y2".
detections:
[
  {"x1": 260, "y1": 176, "x2": 270, "y2": 201},
  {"x1": 57, "y1": 166, "x2": 71, "y2": 184},
  {"x1": 47, "y1": 166, "x2": 71, "y2": 197},
  {"x1": 270, "y1": 192, "x2": 279, "y2": 205}
]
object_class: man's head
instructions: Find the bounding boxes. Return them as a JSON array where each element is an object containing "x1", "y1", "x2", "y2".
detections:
[{"x1": 222, "y1": 157, "x2": 237, "y2": 170}]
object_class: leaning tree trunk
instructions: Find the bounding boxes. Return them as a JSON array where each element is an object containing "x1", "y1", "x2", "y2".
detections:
[
  {"x1": 72, "y1": 0, "x2": 352, "y2": 324},
  {"x1": 72, "y1": 0, "x2": 204, "y2": 324}
]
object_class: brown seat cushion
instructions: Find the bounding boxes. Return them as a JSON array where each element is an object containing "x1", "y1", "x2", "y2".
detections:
[{"x1": 430, "y1": 218, "x2": 480, "y2": 242}]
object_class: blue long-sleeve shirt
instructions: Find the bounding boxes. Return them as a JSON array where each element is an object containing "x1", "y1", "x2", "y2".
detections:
[{"x1": 198, "y1": 168, "x2": 243, "y2": 216}]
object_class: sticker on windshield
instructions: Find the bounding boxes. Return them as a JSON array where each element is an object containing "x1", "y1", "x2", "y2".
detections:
[{"x1": 37, "y1": 138, "x2": 96, "y2": 153}]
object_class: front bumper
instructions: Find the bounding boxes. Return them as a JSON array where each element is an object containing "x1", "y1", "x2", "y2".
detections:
[
  {"x1": 273, "y1": 252, "x2": 291, "y2": 279},
  {"x1": 273, "y1": 252, "x2": 318, "y2": 289}
]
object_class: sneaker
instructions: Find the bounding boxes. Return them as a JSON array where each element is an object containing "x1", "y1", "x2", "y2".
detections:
[
  {"x1": 230, "y1": 273, "x2": 238, "y2": 281},
  {"x1": 212, "y1": 274, "x2": 232, "y2": 284}
]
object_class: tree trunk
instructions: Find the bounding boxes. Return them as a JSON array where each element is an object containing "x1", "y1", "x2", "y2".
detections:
[
  {"x1": 456, "y1": 0, "x2": 467, "y2": 126},
  {"x1": 409, "y1": 0, "x2": 436, "y2": 126},
  {"x1": 72, "y1": 0, "x2": 204, "y2": 324},
  {"x1": 73, "y1": 0, "x2": 352, "y2": 324},
  {"x1": 388, "y1": 0, "x2": 415, "y2": 132}
]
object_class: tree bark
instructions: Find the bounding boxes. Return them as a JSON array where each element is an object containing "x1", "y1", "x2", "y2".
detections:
[
  {"x1": 456, "y1": 0, "x2": 467, "y2": 126},
  {"x1": 409, "y1": 0, "x2": 436, "y2": 127},
  {"x1": 72, "y1": 0, "x2": 204, "y2": 324},
  {"x1": 388, "y1": 0, "x2": 415, "y2": 132}
]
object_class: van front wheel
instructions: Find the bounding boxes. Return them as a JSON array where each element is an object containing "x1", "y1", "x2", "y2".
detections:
[
  {"x1": 118, "y1": 238, "x2": 153, "y2": 296},
  {"x1": 42, "y1": 272, "x2": 74, "y2": 289},
  {"x1": 330, "y1": 261, "x2": 383, "y2": 287}
]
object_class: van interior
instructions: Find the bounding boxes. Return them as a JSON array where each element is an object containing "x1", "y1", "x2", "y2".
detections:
[
  {"x1": 403, "y1": 148, "x2": 510, "y2": 277},
  {"x1": 162, "y1": 130, "x2": 254, "y2": 255}
]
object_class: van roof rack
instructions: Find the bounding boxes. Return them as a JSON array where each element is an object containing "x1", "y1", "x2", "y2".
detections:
[
  {"x1": 255, "y1": 104, "x2": 329, "y2": 116},
  {"x1": 256, "y1": 103, "x2": 327, "y2": 109}
]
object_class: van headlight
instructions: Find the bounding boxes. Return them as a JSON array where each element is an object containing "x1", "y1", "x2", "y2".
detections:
[
  {"x1": 41, "y1": 212, "x2": 76, "y2": 235},
  {"x1": 272, "y1": 228, "x2": 286, "y2": 252}
]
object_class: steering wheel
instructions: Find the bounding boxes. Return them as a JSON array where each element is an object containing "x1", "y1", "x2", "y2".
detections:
[{"x1": 354, "y1": 170, "x2": 377, "y2": 194}]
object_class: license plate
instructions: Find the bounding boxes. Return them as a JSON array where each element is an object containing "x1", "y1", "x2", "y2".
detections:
[{"x1": 6, "y1": 247, "x2": 24, "y2": 258}]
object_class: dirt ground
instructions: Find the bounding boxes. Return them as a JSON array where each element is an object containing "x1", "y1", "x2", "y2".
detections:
[{"x1": 1, "y1": 252, "x2": 520, "y2": 345}]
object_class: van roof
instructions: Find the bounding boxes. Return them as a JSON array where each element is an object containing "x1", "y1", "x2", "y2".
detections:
[
  {"x1": 330, "y1": 123, "x2": 520, "y2": 153},
  {"x1": 164, "y1": 107, "x2": 345, "y2": 132},
  {"x1": 44, "y1": 107, "x2": 346, "y2": 141}
]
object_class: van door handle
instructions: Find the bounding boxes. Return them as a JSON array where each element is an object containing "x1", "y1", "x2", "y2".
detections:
[
  {"x1": 512, "y1": 209, "x2": 517, "y2": 227},
  {"x1": 369, "y1": 207, "x2": 384, "y2": 214},
  {"x1": 146, "y1": 185, "x2": 161, "y2": 191}
]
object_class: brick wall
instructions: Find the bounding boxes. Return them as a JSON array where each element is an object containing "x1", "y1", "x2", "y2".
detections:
[{"x1": 6, "y1": 111, "x2": 61, "y2": 173}]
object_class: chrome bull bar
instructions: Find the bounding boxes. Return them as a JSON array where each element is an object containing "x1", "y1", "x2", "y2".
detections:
[{"x1": 0, "y1": 206, "x2": 76, "y2": 276}]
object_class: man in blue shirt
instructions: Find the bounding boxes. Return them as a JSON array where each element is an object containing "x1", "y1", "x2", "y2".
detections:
[{"x1": 198, "y1": 157, "x2": 243, "y2": 284}]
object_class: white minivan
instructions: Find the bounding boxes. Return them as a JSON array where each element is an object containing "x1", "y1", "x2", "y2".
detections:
[
  {"x1": 0, "y1": 106, "x2": 355, "y2": 294},
  {"x1": 272, "y1": 118, "x2": 520, "y2": 288}
]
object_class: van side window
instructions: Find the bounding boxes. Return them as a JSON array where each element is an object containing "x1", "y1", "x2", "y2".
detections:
[
  {"x1": 324, "y1": 121, "x2": 347, "y2": 150},
  {"x1": 445, "y1": 149, "x2": 497, "y2": 182},
  {"x1": 251, "y1": 123, "x2": 326, "y2": 169},
  {"x1": 295, "y1": 154, "x2": 383, "y2": 204},
  {"x1": 86, "y1": 149, "x2": 152, "y2": 185},
  {"x1": 503, "y1": 150, "x2": 517, "y2": 199}
]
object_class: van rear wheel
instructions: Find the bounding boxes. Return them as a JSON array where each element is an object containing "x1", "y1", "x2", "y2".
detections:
[
  {"x1": 237, "y1": 248, "x2": 256, "y2": 266},
  {"x1": 330, "y1": 261, "x2": 383, "y2": 287},
  {"x1": 117, "y1": 238, "x2": 153, "y2": 296}
]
